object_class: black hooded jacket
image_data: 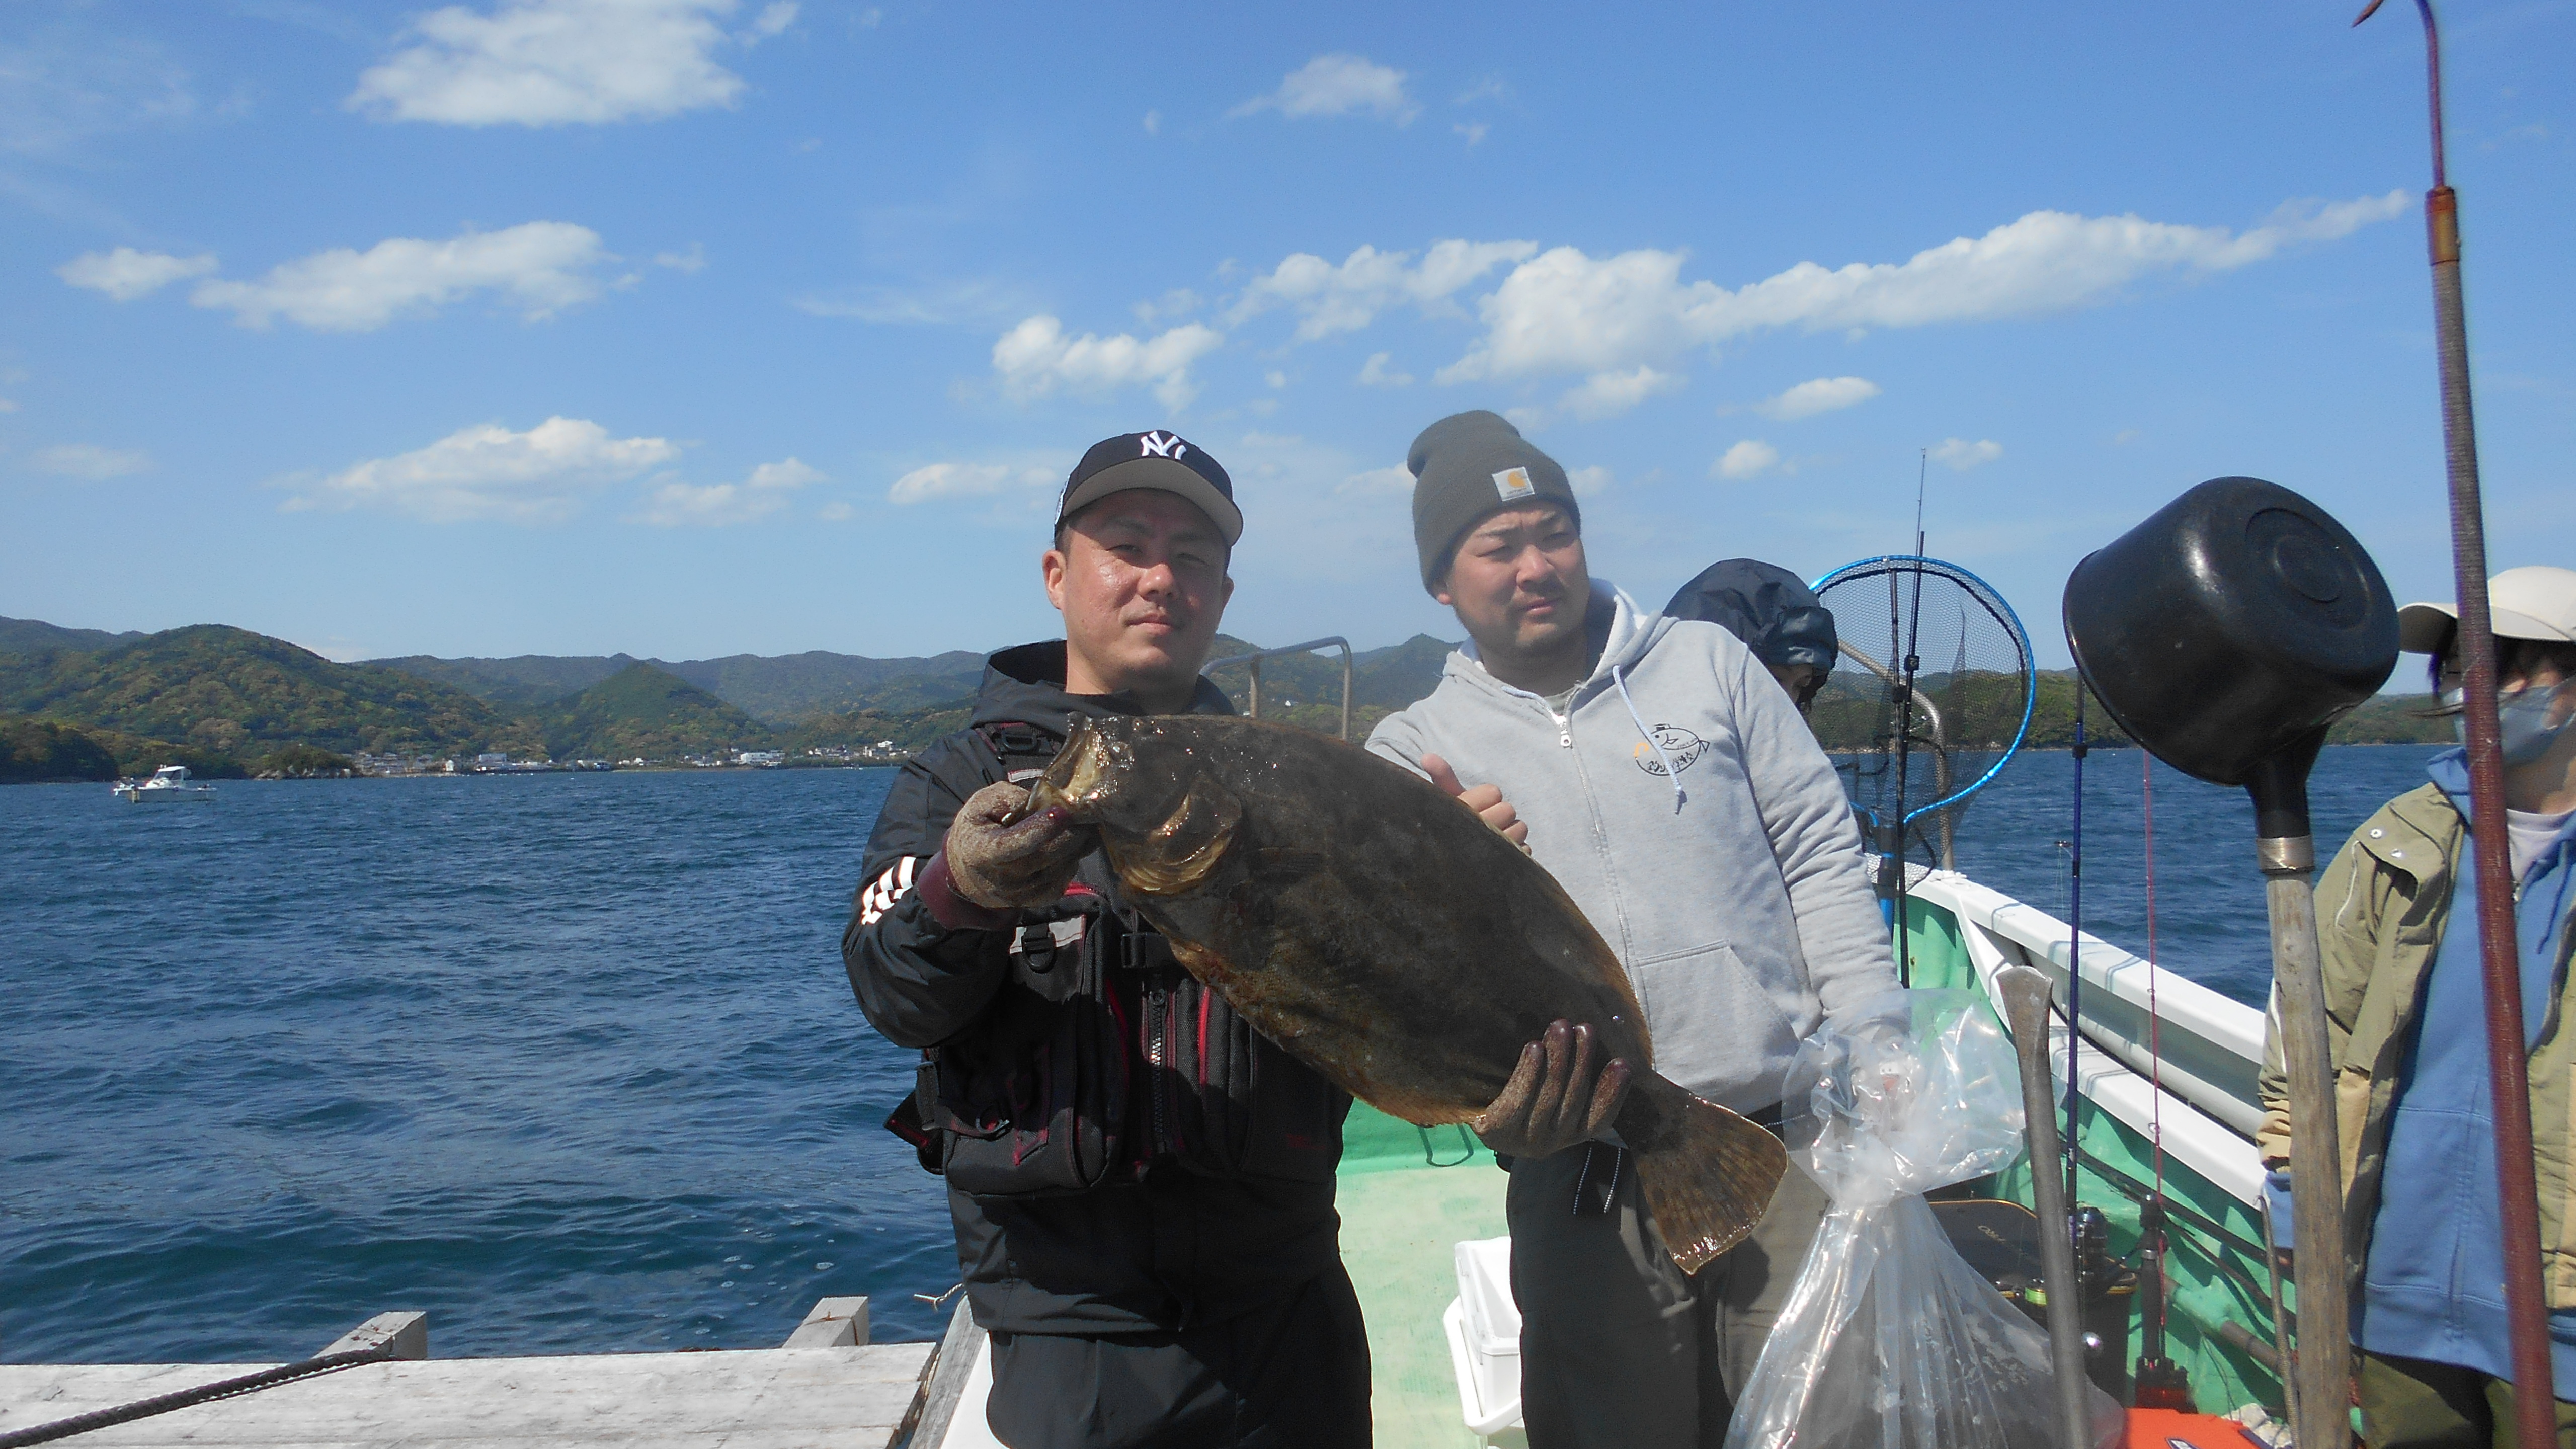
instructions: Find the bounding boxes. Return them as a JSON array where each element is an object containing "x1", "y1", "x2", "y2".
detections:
[
  {"x1": 842, "y1": 642, "x2": 1351, "y2": 1336},
  {"x1": 1663, "y1": 558, "x2": 1837, "y2": 670}
]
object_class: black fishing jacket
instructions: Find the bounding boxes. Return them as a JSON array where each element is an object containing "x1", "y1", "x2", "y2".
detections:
[{"x1": 842, "y1": 641, "x2": 1351, "y2": 1337}]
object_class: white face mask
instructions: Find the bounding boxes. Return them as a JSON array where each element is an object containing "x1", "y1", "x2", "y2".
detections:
[{"x1": 2444, "y1": 680, "x2": 2576, "y2": 766}]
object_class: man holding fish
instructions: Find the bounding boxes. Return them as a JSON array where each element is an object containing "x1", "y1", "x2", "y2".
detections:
[
  {"x1": 841, "y1": 431, "x2": 1373, "y2": 1449},
  {"x1": 1367, "y1": 410, "x2": 1898, "y2": 1449}
]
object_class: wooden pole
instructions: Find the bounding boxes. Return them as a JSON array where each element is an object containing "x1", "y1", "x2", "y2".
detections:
[{"x1": 2263, "y1": 850, "x2": 2353, "y2": 1449}]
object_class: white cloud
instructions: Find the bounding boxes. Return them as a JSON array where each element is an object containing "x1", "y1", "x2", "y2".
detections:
[
  {"x1": 991, "y1": 316, "x2": 1223, "y2": 410},
  {"x1": 1232, "y1": 54, "x2": 1415, "y2": 123},
  {"x1": 290, "y1": 417, "x2": 677, "y2": 523},
  {"x1": 817, "y1": 500, "x2": 855, "y2": 521},
  {"x1": 633, "y1": 456, "x2": 820, "y2": 526},
  {"x1": 1454, "y1": 122, "x2": 1488, "y2": 147},
  {"x1": 1559, "y1": 365, "x2": 1684, "y2": 420},
  {"x1": 1754, "y1": 375, "x2": 1880, "y2": 421},
  {"x1": 348, "y1": 0, "x2": 747, "y2": 127},
  {"x1": 888, "y1": 461, "x2": 1054, "y2": 506},
  {"x1": 1929, "y1": 438, "x2": 2003, "y2": 471},
  {"x1": 1440, "y1": 193, "x2": 2410, "y2": 383},
  {"x1": 2112, "y1": 428, "x2": 2141, "y2": 446},
  {"x1": 1715, "y1": 440, "x2": 1780, "y2": 481},
  {"x1": 0, "y1": 399, "x2": 19, "y2": 413},
  {"x1": 741, "y1": 2, "x2": 796, "y2": 42},
  {"x1": 190, "y1": 222, "x2": 608, "y2": 331},
  {"x1": 1568, "y1": 464, "x2": 1612, "y2": 498},
  {"x1": 1231, "y1": 239, "x2": 1537, "y2": 342},
  {"x1": 1356, "y1": 352, "x2": 1413, "y2": 387},
  {"x1": 57, "y1": 248, "x2": 217, "y2": 301},
  {"x1": 33, "y1": 444, "x2": 151, "y2": 479},
  {"x1": 1143, "y1": 110, "x2": 1161, "y2": 135},
  {"x1": 1336, "y1": 464, "x2": 1414, "y2": 496},
  {"x1": 654, "y1": 243, "x2": 706, "y2": 272},
  {"x1": 1264, "y1": 370, "x2": 1289, "y2": 389}
]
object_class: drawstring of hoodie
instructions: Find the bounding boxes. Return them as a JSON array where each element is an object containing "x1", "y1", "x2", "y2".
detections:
[{"x1": 1613, "y1": 665, "x2": 1686, "y2": 813}]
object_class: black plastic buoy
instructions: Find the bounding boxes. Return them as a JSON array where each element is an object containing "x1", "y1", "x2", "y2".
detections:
[{"x1": 2063, "y1": 476, "x2": 2397, "y2": 841}]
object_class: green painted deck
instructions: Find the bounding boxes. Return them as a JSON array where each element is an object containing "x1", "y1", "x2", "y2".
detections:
[{"x1": 1336, "y1": 1103, "x2": 1516, "y2": 1448}]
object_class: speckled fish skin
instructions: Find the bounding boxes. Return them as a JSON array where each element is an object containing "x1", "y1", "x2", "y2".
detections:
[{"x1": 1024, "y1": 712, "x2": 1787, "y2": 1272}]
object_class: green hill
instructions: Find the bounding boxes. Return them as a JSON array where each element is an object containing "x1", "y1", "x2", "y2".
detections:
[
  {"x1": 786, "y1": 701, "x2": 976, "y2": 756},
  {"x1": 657, "y1": 650, "x2": 986, "y2": 721},
  {"x1": 370, "y1": 653, "x2": 633, "y2": 711},
  {"x1": 0, "y1": 713, "x2": 249, "y2": 781},
  {"x1": 2327, "y1": 692, "x2": 2449, "y2": 745},
  {"x1": 367, "y1": 647, "x2": 987, "y2": 722},
  {"x1": 0, "y1": 616, "x2": 149, "y2": 657},
  {"x1": 0, "y1": 625, "x2": 524, "y2": 758},
  {"x1": 540, "y1": 663, "x2": 774, "y2": 760},
  {"x1": 1, "y1": 715, "x2": 119, "y2": 781}
]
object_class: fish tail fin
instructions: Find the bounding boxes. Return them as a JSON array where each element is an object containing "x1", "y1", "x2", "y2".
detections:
[{"x1": 1622, "y1": 1072, "x2": 1789, "y2": 1275}]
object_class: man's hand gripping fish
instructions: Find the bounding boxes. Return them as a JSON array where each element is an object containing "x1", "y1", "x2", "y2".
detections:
[{"x1": 1016, "y1": 713, "x2": 1787, "y2": 1271}]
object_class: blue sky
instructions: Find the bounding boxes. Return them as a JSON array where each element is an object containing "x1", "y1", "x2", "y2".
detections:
[{"x1": 3, "y1": 1, "x2": 2569, "y2": 667}]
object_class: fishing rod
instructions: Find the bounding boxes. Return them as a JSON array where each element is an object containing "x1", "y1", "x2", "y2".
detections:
[
  {"x1": 1889, "y1": 451, "x2": 1932, "y2": 984},
  {"x1": 2352, "y1": 3, "x2": 2555, "y2": 1441},
  {"x1": 2063, "y1": 690, "x2": 2088, "y2": 1217}
]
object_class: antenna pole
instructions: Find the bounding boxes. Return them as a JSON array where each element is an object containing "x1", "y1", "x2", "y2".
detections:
[{"x1": 2352, "y1": 5, "x2": 2552, "y2": 1443}]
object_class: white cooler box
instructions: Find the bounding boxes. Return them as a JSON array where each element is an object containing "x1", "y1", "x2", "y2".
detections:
[{"x1": 1442, "y1": 1236, "x2": 1523, "y2": 1435}]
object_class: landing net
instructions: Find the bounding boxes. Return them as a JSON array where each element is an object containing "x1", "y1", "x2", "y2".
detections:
[{"x1": 1809, "y1": 555, "x2": 2037, "y2": 873}]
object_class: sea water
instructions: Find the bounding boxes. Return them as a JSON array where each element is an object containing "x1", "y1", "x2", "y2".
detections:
[{"x1": 0, "y1": 744, "x2": 2450, "y2": 1364}]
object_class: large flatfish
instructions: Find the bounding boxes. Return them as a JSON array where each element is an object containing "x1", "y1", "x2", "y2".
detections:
[{"x1": 1021, "y1": 713, "x2": 1787, "y2": 1272}]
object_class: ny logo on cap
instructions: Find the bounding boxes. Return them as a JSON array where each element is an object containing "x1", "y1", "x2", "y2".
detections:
[
  {"x1": 1493, "y1": 466, "x2": 1534, "y2": 501},
  {"x1": 1140, "y1": 431, "x2": 1190, "y2": 461}
]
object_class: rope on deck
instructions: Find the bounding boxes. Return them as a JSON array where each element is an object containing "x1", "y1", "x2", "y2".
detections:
[{"x1": 0, "y1": 1344, "x2": 396, "y2": 1447}]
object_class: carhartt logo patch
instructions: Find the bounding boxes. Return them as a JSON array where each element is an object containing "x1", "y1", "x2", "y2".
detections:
[{"x1": 1492, "y1": 466, "x2": 1534, "y2": 501}]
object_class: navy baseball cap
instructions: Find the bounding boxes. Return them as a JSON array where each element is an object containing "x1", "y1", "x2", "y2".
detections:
[{"x1": 1056, "y1": 430, "x2": 1242, "y2": 546}]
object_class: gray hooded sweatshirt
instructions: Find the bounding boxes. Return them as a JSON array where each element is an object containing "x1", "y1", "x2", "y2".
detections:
[{"x1": 1366, "y1": 580, "x2": 1897, "y2": 1111}]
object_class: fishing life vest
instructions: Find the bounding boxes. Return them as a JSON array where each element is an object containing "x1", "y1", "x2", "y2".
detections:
[{"x1": 885, "y1": 719, "x2": 1348, "y2": 1197}]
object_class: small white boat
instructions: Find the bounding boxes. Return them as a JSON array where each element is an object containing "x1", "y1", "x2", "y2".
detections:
[{"x1": 114, "y1": 764, "x2": 218, "y2": 802}]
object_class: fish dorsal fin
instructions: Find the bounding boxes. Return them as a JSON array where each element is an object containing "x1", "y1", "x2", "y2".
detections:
[{"x1": 1105, "y1": 774, "x2": 1241, "y2": 896}]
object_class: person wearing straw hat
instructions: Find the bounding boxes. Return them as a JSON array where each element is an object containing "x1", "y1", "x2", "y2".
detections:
[{"x1": 2257, "y1": 565, "x2": 2576, "y2": 1446}]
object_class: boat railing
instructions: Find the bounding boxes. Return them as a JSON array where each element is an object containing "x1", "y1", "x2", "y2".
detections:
[
  {"x1": 1909, "y1": 870, "x2": 2268, "y2": 1206},
  {"x1": 1202, "y1": 637, "x2": 1355, "y2": 741}
]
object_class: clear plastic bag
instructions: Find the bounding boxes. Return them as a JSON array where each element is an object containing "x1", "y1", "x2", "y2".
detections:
[{"x1": 1722, "y1": 989, "x2": 2125, "y2": 1449}]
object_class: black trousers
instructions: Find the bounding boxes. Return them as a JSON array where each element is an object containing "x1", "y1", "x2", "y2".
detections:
[
  {"x1": 1508, "y1": 1138, "x2": 1830, "y2": 1449},
  {"x1": 984, "y1": 1266, "x2": 1372, "y2": 1449}
]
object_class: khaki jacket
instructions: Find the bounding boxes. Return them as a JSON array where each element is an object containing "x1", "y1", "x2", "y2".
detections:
[{"x1": 2256, "y1": 783, "x2": 2576, "y2": 1306}]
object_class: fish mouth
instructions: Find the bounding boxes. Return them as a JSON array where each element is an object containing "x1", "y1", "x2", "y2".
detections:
[{"x1": 1020, "y1": 717, "x2": 1129, "y2": 822}]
